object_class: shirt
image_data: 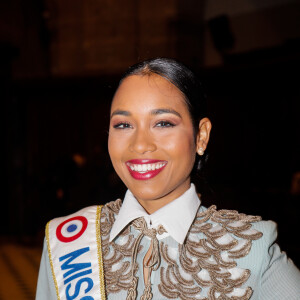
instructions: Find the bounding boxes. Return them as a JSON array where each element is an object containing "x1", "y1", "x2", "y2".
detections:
[{"x1": 110, "y1": 183, "x2": 200, "y2": 244}]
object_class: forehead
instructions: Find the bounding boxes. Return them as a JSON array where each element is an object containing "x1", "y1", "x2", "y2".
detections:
[{"x1": 111, "y1": 74, "x2": 188, "y2": 112}]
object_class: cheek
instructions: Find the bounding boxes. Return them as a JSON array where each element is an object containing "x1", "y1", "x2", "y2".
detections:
[
  {"x1": 161, "y1": 129, "x2": 196, "y2": 162},
  {"x1": 108, "y1": 132, "x2": 132, "y2": 180},
  {"x1": 108, "y1": 133, "x2": 121, "y2": 166}
]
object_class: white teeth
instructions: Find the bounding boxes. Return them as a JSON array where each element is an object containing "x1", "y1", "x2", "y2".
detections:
[{"x1": 128, "y1": 162, "x2": 166, "y2": 173}]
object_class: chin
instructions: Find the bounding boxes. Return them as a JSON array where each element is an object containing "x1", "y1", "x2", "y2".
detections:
[{"x1": 128, "y1": 184, "x2": 167, "y2": 201}]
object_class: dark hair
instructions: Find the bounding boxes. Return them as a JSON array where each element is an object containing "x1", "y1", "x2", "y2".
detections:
[{"x1": 119, "y1": 57, "x2": 208, "y2": 171}]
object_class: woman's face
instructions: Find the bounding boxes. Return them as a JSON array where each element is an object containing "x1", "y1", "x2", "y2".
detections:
[{"x1": 108, "y1": 74, "x2": 197, "y2": 213}]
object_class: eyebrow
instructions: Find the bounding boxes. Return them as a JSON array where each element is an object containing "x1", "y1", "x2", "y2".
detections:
[
  {"x1": 110, "y1": 108, "x2": 182, "y2": 119},
  {"x1": 150, "y1": 108, "x2": 181, "y2": 118},
  {"x1": 110, "y1": 110, "x2": 131, "y2": 118}
]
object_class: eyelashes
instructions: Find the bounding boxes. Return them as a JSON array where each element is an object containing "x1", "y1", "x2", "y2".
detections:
[
  {"x1": 155, "y1": 120, "x2": 175, "y2": 128},
  {"x1": 112, "y1": 120, "x2": 176, "y2": 129},
  {"x1": 113, "y1": 122, "x2": 132, "y2": 129}
]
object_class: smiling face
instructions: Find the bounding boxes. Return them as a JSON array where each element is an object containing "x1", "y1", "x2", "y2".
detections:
[{"x1": 108, "y1": 74, "x2": 197, "y2": 213}]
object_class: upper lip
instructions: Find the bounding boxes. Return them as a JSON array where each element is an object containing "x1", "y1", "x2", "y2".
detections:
[{"x1": 126, "y1": 159, "x2": 166, "y2": 164}]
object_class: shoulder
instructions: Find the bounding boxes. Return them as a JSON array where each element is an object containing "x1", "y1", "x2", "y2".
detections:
[
  {"x1": 45, "y1": 200, "x2": 122, "y2": 243},
  {"x1": 48, "y1": 205, "x2": 101, "y2": 224},
  {"x1": 99, "y1": 199, "x2": 122, "y2": 239},
  {"x1": 203, "y1": 205, "x2": 278, "y2": 254},
  {"x1": 194, "y1": 205, "x2": 300, "y2": 298},
  {"x1": 251, "y1": 219, "x2": 277, "y2": 246},
  {"x1": 191, "y1": 205, "x2": 276, "y2": 270},
  {"x1": 197, "y1": 204, "x2": 274, "y2": 234},
  {"x1": 101, "y1": 198, "x2": 122, "y2": 216},
  {"x1": 195, "y1": 204, "x2": 264, "y2": 238}
]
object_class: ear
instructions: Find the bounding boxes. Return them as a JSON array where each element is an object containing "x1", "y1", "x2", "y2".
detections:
[{"x1": 196, "y1": 118, "x2": 212, "y2": 155}]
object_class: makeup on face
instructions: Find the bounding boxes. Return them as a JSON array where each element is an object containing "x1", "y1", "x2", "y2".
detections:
[
  {"x1": 126, "y1": 159, "x2": 167, "y2": 180},
  {"x1": 108, "y1": 74, "x2": 196, "y2": 210}
]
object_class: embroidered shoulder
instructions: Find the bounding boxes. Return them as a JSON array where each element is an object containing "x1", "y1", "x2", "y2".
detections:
[
  {"x1": 159, "y1": 205, "x2": 263, "y2": 300},
  {"x1": 100, "y1": 199, "x2": 136, "y2": 295},
  {"x1": 100, "y1": 199, "x2": 121, "y2": 238}
]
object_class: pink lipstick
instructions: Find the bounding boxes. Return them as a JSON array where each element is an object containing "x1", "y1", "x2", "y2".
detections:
[{"x1": 126, "y1": 159, "x2": 167, "y2": 180}]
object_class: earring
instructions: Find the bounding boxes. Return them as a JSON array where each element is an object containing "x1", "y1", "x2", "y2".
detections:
[{"x1": 197, "y1": 147, "x2": 204, "y2": 156}]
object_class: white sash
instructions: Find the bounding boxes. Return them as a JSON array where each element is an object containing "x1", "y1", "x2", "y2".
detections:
[{"x1": 46, "y1": 205, "x2": 106, "y2": 300}]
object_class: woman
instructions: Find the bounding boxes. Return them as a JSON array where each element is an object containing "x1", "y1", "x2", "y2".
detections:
[{"x1": 36, "y1": 58, "x2": 300, "y2": 300}]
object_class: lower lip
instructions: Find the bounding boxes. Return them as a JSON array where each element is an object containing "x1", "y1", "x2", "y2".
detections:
[{"x1": 126, "y1": 164, "x2": 167, "y2": 180}]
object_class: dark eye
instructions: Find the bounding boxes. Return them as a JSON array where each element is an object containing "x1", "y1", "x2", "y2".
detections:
[
  {"x1": 113, "y1": 122, "x2": 132, "y2": 129},
  {"x1": 155, "y1": 121, "x2": 175, "y2": 128}
]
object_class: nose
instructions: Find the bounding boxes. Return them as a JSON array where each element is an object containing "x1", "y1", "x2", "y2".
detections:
[{"x1": 129, "y1": 128, "x2": 157, "y2": 154}]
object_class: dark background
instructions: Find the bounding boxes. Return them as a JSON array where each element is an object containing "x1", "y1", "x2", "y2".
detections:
[{"x1": 2, "y1": 0, "x2": 300, "y2": 269}]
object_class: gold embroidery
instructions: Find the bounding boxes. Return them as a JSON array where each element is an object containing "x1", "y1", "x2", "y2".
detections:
[
  {"x1": 125, "y1": 217, "x2": 165, "y2": 300},
  {"x1": 140, "y1": 282, "x2": 153, "y2": 300},
  {"x1": 101, "y1": 201, "x2": 263, "y2": 300},
  {"x1": 96, "y1": 205, "x2": 106, "y2": 300},
  {"x1": 159, "y1": 205, "x2": 263, "y2": 300},
  {"x1": 126, "y1": 276, "x2": 138, "y2": 300},
  {"x1": 101, "y1": 200, "x2": 136, "y2": 295},
  {"x1": 45, "y1": 221, "x2": 61, "y2": 300},
  {"x1": 159, "y1": 265, "x2": 202, "y2": 300}
]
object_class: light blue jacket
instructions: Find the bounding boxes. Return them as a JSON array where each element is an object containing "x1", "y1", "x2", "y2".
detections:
[{"x1": 36, "y1": 204, "x2": 300, "y2": 300}]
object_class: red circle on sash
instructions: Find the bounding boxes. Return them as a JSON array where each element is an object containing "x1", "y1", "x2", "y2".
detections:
[{"x1": 56, "y1": 216, "x2": 88, "y2": 243}]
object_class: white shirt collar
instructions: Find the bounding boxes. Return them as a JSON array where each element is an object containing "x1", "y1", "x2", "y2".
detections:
[{"x1": 109, "y1": 183, "x2": 200, "y2": 244}]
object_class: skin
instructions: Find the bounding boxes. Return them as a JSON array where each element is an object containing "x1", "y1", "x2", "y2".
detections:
[{"x1": 108, "y1": 74, "x2": 211, "y2": 214}]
